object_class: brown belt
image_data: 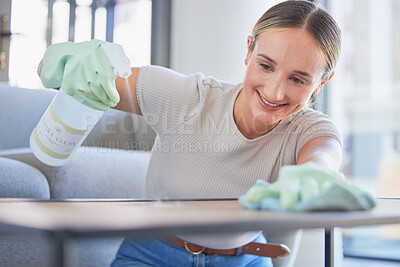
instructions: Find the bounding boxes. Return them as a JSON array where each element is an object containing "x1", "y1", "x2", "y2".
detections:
[{"x1": 165, "y1": 238, "x2": 290, "y2": 258}]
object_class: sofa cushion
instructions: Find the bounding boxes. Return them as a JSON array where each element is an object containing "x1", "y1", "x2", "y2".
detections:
[
  {"x1": 4, "y1": 148, "x2": 150, "y2": 199},
  {"x1": 0, "y1": 157, "x2": 50, "y2": 199},
  {"x1": 84, "y1": 110, "x2": 156, "y2": 151},
  {"x1": 0, "y1": 232, "x2": 53, "y2": 267},
  {"x1": 0, "y1": 84, "x2": 57, "y2": 150},
  {"x1": 66, "y1": 237, "x2": 124, "y2": 267}
]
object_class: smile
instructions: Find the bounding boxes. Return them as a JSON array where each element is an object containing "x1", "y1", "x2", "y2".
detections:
[{"x1": 258, "y1": 91, "x2": 285, "y2": 107}]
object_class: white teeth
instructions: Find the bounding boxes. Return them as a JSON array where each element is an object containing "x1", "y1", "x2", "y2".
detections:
[{"x1": 260, "y1": 94, "x2": 282, "y2": 107}]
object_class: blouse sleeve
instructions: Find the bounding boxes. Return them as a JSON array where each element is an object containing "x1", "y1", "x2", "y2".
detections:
[
  {"x1": 135, "y1": 65, "x2": 207, "y2": 135},
  {"x1": 293, "y1": 109, "x2": 343, "y2": 158}
]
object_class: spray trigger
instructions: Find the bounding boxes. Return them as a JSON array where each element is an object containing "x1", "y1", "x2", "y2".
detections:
[{"x1": 101, "y1": 42, "x2": 132, "y2": 79}]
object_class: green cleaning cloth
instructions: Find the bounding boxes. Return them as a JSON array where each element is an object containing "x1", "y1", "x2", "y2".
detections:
[
  {"x1": 40, "y1": 39, "x2": 119, "y2": 111},
  {"x1": 239, "y1": 162, "x2": 376, "y2": 211}
]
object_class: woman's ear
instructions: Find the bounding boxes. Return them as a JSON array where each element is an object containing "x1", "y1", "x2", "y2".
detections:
[
  {"x1": 314, "y1": 72, "x2": 335, "y2": 95},
  {"x1": 245, "y1": 36, "x2": 253, "y2": 66}
]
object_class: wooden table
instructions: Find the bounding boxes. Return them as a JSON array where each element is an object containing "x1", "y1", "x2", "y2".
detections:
[{"x1": 0, "y1": 198, "x2": 399, "y2": 267}]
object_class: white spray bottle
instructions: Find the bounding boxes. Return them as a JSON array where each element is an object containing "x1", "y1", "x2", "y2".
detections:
[{"x1": 30, "y1": 42, "x2": 131, "y2": 166}]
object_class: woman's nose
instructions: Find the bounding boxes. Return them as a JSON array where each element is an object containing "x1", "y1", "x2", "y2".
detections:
[{"x1": 263, "y1": 76, "x2": 285, "y2": 101}]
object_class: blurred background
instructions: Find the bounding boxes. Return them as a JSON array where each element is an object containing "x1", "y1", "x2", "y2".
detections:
[{"x1": 0, "y1": 0, "x2": 399, "y2": 265}]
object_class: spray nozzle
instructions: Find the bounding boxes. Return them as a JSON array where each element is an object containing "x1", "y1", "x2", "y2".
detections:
[{"x1": 101, "y1": 42, "x2": 132, "y2": 79}]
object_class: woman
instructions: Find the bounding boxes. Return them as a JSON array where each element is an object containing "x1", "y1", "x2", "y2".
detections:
[
  {"x1": 39, "y1": 1, "x2": 342, "y2": 266},
  {"x1": 111, "y1": 1, "x2": 342, "y2": 265}
]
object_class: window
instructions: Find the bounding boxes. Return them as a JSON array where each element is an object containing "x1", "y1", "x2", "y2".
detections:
[
  {"x1": 113, "y1": 0, "x2": 151, "y2": 66},
  {"x1": 9, "y1": 0, "x2": 47, "y2": 88},
  {"x1": 8, "y1": 0, "x2": 151, "y2": 88},
  {"x1": 328, "y1": 0, "x2": 400, "y2": 262}
]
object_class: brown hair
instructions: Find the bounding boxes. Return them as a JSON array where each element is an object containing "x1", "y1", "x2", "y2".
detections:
[{"x1": 250, "y1": 0, "x2": 341, "y2": 80}]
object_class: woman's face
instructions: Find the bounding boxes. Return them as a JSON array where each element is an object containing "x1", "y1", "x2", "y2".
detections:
[{"x1": 236, "y1": 27, "x2": 331, "y2": 138}]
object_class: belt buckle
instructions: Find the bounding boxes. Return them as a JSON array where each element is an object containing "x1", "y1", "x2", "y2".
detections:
[{"x1": 184, "y1": 241, "x2": 206, "y2": 255}]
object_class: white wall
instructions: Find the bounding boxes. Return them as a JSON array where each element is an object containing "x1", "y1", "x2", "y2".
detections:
[{"x1": 170, "y1": 0, "x2": 282, "y2": 83}]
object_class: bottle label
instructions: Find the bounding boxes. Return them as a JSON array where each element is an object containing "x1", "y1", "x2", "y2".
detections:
[{"x1": 33, "y1": 104, "x2": 87, "y2": 159}]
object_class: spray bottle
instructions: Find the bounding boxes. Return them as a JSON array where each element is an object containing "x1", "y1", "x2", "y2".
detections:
[{"x1": 30, "y1": 42, "x2": 131, "y2": 166}]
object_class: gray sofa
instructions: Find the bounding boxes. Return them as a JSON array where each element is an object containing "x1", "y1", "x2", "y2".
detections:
[
  {"x1": 0, "y1": 83, "x2": 156, "y2": 266},
  {"x1": 0, "y1": 83, "x2": 337, "y2": 267}
]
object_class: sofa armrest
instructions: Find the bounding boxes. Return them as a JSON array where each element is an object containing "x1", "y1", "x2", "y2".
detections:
[{"x1": 0, "y1": 156, "x2": 50, "y2": 199}]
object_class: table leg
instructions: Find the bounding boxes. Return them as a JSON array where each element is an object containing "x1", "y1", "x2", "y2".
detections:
[
  {"x1": 325, "y1": 228, "x2": 334, "y2": 267},
  {"x1": 49, "y1": 231, "x2": 66, "y2": 267}
]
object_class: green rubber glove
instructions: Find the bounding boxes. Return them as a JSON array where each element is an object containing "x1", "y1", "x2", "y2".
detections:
[
  {"x1": 40, "y1": 39, "x2": 121, "y2": 111},
  {"x1": 239, "y1": 162, "x2": 376, "y2": 211}
]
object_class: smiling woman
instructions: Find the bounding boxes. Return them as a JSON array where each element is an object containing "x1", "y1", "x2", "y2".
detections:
[
  {"x1": 37, "y1": 1, "x2": 343, "y2": 266},
  {"x1": 233, "y1": 0, "x2": 341, "y2": 140},
  {"x1": 236, "y1": 27, "x2": 328, "y2": 138}
]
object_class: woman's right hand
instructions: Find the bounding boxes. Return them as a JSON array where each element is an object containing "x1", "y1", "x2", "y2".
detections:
[{"x1": 39, "y1": 39, "x2": 121, "y2": 111}]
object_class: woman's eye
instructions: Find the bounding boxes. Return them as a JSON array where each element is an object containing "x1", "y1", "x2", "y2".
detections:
[
  {"x1": 259, "y1": 63, "x2": 272, "y2": 71},
  {"x1": 291, "y1": 76, "x2": 305, "y2": 85}
]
